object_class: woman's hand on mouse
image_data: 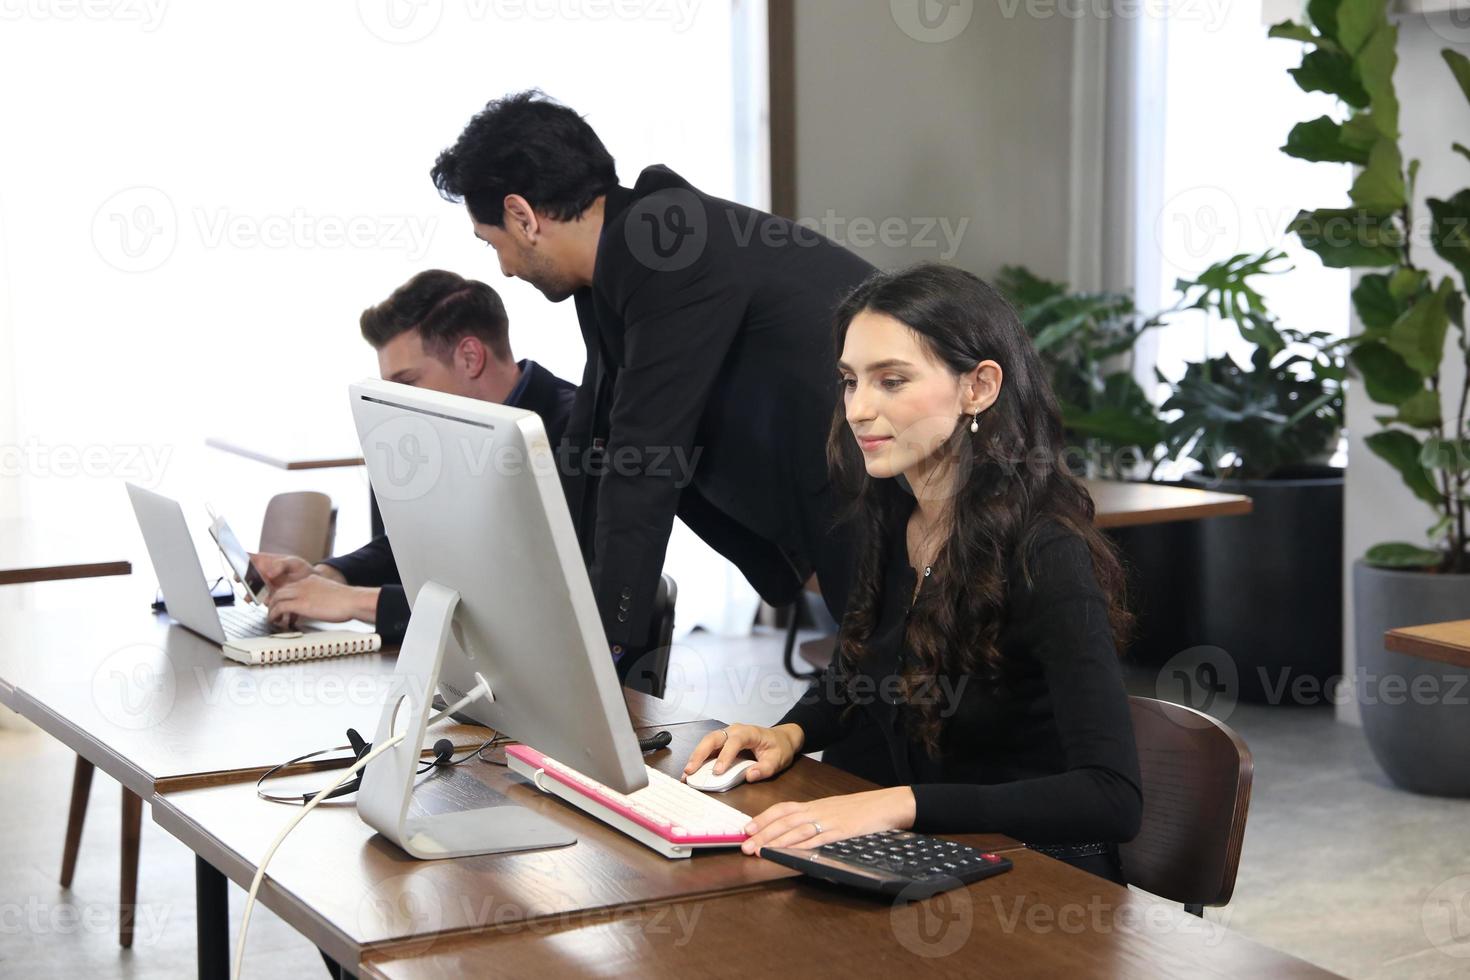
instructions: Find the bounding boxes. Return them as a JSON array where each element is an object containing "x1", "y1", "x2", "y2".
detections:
[{"x1": 683, "y1": 723, "x2": 804, "y2": 784}]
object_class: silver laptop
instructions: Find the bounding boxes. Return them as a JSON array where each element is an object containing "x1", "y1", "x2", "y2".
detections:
[{"x1": 126, "y1": 483, "x2": 303, "y2": 643}]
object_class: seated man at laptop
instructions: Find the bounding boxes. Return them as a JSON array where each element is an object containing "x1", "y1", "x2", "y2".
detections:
[{"x1": 256, "y1": 270, "x2": 576, "y2": 642}]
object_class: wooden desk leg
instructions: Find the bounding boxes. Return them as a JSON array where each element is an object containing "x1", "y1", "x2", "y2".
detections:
[
  {"x1": 120, "y1": 787, "x2": 142, "y2": 948},
  {"x1": 59, "y1": 755, "x2": 94, "y2": 888},
  {"x1": 196, "y1": 856, "x2": 229, "y2": 980}
]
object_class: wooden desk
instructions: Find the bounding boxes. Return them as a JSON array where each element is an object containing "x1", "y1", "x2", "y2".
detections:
[
  {"x1": 1384, "y1": 620, "x2": 1470, "y2": 668},
  {"x1": 151, "y1": 719, "x2": 1020, "y2": 969},
  {"x1": 0, "y1": 604, "x2": 761, "y2": 975},
  {"x1": 358, "y1": 848, "x2": 1337, "y2": 979},
  {"x1": 0, "y1": 517, "x2": 132, "y2": 585},
  {"x1": 206, "y1": 435, "x2": 364, "y2": 471},
  {"x1": 0, "y1": 608, "x2": 487, "y2": 797},
  {"x1": 0, "y1": 606, "x2": 696, "y2": 794},
  {"x1": 1085, "y1": 479, "x2": 1252, "y2": 529}
]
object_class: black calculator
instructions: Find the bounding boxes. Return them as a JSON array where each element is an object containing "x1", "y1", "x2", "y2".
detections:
[{"x1": 761, "y1": 830, "x2": 1013, "y2": 899}]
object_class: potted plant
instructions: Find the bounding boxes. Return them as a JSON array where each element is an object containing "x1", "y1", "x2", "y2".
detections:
[
  {"x1": 1273, "y1": 0, "x2": 1470, "y2": 794},
  {"x1": 1159, "y1": 250, "x2": 1350, "y2": 702},
  {"x1": 998, "y1": 268, "x2": 1197, "y2": 666},
  {"x1": 997, "y1": 265, "x2": 1167, "y2": 478}
]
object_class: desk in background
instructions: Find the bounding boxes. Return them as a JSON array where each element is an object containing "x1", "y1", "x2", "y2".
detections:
[
  {"x1": 0, "y1": 517, "x2": 132, "y2": 585},
  {"x1": 1084, "y1": 478, "x2": 1252, "y2": 529},
  {"x1": 205, "y1": 434, "x2": 365, "y2": 471},
  {"x1": 1385, "y1": 620, "x2": 1470, "y2": 668}
]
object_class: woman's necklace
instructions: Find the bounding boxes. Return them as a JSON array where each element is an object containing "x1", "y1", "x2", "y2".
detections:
[{"x1": 906, "y1": 510, "x2": 946, "y2": 603}]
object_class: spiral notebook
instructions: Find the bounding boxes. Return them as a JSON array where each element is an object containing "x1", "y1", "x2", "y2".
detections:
[{"x1": 222, "y1": 630, "x2": 383, "y2": 666}]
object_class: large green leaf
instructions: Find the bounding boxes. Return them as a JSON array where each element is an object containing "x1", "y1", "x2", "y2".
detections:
[
  {"x1": 1175, "y1": 250, "x2": 1289, "y2": 335},
  {"x1": 1340, "y1": 113, "x2": 1383, "y2": 154},
  {"x1": 1288, "y1": 208, "x2": 1402, "y2": 267},
  {"x1": 1384, "y1": 278, "x2": 1454, "y2": 376},
  {"x1": 1348, "y1": 138, "x2": 1407, "y2": 213},
  {"x1": 1351, "y1": 274, "x2": 1400, "y2": 331},
  {"x1": 1355, "y1": 25, "x2": 1400, "y2": 138},
  {"x1": 1444, "y1": 49, "x2": 1470, "y2": 108},
  {"x1": 1282, "y1": 116, "x2": 1372, "y2": 164},
  {"x1": 1427, "y1": 190, "x2": 1470, "y2": 285},
  {"x1": 997, "y1": 265, "x2": 1066, "y2": 310},
  {"x1": 1033, "y1": 309, "x2": 1100, "y2": 352},
  {"x1": 1420, "y1": 435, "x2": 1470, "y2": 472},
  {"x1": 1268, "y1": 20, "x2": 1330, "y2": 48},
  {"x1": 1336, "y1": 0, "x2": 1386, "y2": 54},
  {"x1": 1064, "y1": 406, "x2": 1163, "y2": 448},
  {"x1": 1389, "y1": 267, "x2": 1428, "y2": 301},
  {"x1": 1290, "y1": 49, "x2": 1370, "y2": 107},
  {"x1": 1364, "y1": 541, "x2": 1442, "y2": 568},
  {"x1": 1374, "y1": 388, "x2": 1442, "y2": 428},
  {"x1": 1160, "y1": 348, "x2": 1343, "y2": 479},
  {"x1": 1237, "y1": 311, "x2": 1287, "y2": 358},
  {"x1": 1349, "y1": 341, "x2": 1422, "y2": 404},
  {"x1": 1364, "y1": 429, "x2": 1444, "y2": 504},
  {"x1": 1308, "y1": 0, "x2": 1342, "y2": 43}
]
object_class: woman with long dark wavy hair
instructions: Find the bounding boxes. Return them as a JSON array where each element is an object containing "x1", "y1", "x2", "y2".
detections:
[{"x1": 682, "y1": 263, "x2": 1142, "y2": 883}]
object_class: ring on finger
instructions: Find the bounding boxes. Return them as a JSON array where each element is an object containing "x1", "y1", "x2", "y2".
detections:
[{"x1": 810, "y1": 820, "x2": 823, "y2": 837}]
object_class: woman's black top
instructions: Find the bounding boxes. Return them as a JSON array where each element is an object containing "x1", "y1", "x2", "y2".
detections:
[{"x1": 778, "y1": 494, "x2": 1142, "y2": 857}]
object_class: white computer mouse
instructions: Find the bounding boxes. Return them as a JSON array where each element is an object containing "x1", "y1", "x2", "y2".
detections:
[{"x1": 685, "y1": 758, "x2": 757, "y2": 792}]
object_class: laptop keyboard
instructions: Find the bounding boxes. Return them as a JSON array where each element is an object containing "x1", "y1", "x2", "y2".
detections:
[{"x1": 217, "y1": 605, "x2": 276, "y2": 639}]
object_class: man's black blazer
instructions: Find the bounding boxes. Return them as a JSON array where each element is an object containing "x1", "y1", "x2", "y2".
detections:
[
  {"x1": 325, "y1": 359, "x2": 577, "y2": 643},
  {"x1": 564, "y1": 165, "x2": 875, "y2": 656}
]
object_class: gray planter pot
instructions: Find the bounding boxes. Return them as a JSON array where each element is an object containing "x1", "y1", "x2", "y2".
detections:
[{"x1": 1352, "y1": 559, "x2": 1470, "y2": 796}]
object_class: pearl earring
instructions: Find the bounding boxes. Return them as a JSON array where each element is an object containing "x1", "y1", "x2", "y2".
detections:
[{"x1": 969, "y1": 410, "x2": 982, "y2": 433}]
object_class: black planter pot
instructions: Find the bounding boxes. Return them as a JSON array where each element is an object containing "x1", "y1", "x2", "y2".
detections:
[
  {"x1": 1183, "y1": 464, "x2": 1343, "y2": 703},
  {"x1": 1106, "y1": 490, "x2": 1198, "y2": 669}
]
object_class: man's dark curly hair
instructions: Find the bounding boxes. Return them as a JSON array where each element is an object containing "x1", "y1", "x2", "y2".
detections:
[{"x1": 430, "y1": 90, "x2": 619, "y2": 227}]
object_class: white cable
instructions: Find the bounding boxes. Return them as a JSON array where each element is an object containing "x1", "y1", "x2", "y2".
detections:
[{"x1": 230, "y1": 676, "x2": 492, "y2": 980}]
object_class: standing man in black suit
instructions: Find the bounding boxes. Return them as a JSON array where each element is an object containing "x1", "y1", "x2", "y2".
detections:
[{"x1": 430, "y1": 91, "x2": 874, "y2": 669}]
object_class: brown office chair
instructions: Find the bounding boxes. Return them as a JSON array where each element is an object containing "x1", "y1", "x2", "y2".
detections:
[
  {"x1": 1121, "y1": 696, "x2": 1253, "y2": 916},
  {"x1": 60, "y1": 490, "x2": 339, "y2": 947},
  {"x1": 258, "y1": 491, "x2": 337, "y2": 562}
]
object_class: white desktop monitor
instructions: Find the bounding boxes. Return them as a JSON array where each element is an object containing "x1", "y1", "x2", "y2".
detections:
[{"x1": 349, "y1": 379, "x2": 646, "y2": 801}]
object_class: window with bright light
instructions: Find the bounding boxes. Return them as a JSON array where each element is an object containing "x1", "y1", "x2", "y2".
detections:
[
  {"x1": 0, "y1": 1, "x2": 766, "y2": 624},
  {"x1": 1145, "y1": 1, "x2": 1353, "y2": 397}
]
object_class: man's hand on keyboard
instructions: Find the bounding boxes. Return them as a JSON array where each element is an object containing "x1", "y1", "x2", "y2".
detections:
[
  {"x1": 682, "y1": 723, "x2": 804, "y2": 786},
  {"x1": 264, "y1": 574, "x2": 378, "y2": 627},
  {"x1": 251, "y1": 553, "x2": 319, "y2": 596}
]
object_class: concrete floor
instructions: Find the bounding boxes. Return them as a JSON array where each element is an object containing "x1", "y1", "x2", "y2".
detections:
[{"x1": 0, "y1": 626, "x2": 1466, "y2": 978}]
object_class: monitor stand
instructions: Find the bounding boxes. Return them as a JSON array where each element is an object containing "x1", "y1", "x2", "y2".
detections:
[{"x1": 356, "y1": 581, "x2": 577, "y2": 859}]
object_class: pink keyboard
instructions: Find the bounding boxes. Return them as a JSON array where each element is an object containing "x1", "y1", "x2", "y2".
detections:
[{"x1": 506, "y1": 744, "x2": 750, "y2": 859}]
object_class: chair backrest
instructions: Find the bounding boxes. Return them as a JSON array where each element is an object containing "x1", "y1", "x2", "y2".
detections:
[
  {"x1": 258, "y1": 492, "x2": 336, "y2": 564},
  {"x1": 619, "y1": 574, "x2": 677, "y2": 698},
  {"x1": 1120, "y1": 696, "x2": 1253, "y2": 909}
]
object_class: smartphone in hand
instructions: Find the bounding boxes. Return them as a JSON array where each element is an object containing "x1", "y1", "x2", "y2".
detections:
[{"x1": 206, "y1": 505, "x2": 270, "y2": 603}]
